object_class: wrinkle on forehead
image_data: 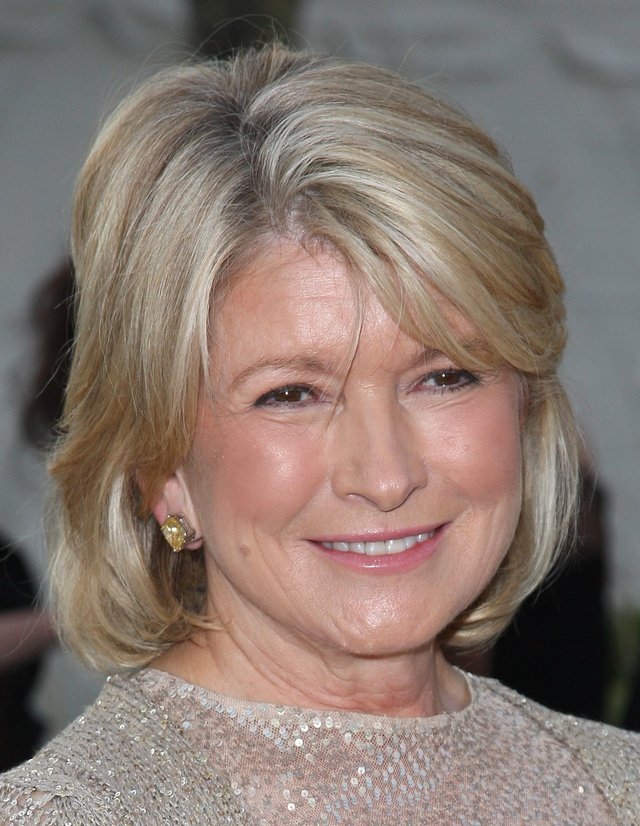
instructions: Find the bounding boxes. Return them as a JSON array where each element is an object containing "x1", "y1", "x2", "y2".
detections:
[
  {"x1": 204, "y1": 238, "x2": 497, "y2": 405},
  {"x1": 206, "y1": 240, "x2": 362, "y2": 394}
]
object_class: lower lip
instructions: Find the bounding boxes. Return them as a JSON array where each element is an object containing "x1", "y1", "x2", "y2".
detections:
[{"x1": 310, "y1": 526, "x2": 446, "y2": 574}]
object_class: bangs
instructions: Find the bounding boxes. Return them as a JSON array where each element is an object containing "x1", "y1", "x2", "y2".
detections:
[{"x1": 285, "y1": 207, "x2": 531, "y2": 382}]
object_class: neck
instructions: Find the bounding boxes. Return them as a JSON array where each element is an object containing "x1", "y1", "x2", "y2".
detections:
[{"x1": 153, "y1": 617, "x2": 469, "y2": 718}]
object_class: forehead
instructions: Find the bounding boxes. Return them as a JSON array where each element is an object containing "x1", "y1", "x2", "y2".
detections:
[
  {"x1": 208, "y1": 240, "x2": 482, "y2": 388},
  {"x1": 216, "y1": 239, "x2": 476, "y2": 342},
  {"x1": 211, "y1": 241, "x2": 371, "y2": 381},
  {"x1": 222, "y1": 241, "x2": 352, "y2": 319}
]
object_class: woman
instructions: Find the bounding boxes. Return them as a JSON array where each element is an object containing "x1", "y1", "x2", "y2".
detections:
[{"x1": 1, "y1": 44, "x2": 638, "y2": 823}]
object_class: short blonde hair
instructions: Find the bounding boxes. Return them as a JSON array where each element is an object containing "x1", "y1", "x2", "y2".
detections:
[{"x1": 50, "y1": 43, "x2": 579, "y2": 670}]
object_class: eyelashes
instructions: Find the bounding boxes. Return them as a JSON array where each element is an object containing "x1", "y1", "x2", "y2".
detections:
[
  {"x1": 420, "y1": 368, "x2": 479, "y2": 393},
  {"x1": 254, "y1": 369, "x2": 479, "y2": 409},
  {"x1": 255, "y1": 385, "x2": 320, "y2": 407}
]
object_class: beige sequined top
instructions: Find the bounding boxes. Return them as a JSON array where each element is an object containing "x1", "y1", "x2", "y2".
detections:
[{"x1": 1, "y1": 668, "x2": 638, "y2": 824}]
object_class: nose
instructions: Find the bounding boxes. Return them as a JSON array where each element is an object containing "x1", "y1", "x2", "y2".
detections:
[{"x1": 330, "y1": 396, "x2": 428, "y2": 511}]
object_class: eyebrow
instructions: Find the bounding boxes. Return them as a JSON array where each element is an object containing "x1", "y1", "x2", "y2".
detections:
[
  {"x1": 229, "y1": 355, "x2": 336, "y2": 392},
  {"x1": 405, "y1": 347, "x2": 440, "y2": 371},
  {"x1": 226, "y1": 336, "x2": 488, "y2": 393}
]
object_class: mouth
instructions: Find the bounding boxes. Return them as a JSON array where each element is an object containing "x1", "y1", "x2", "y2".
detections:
[{"x1": 318, "y1": 528, "x2": 439, "y2": 557}]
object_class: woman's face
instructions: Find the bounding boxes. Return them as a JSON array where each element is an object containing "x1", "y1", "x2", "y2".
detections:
[{"x1": 176, "y1": 241, "x2": 523, "y2": 659}]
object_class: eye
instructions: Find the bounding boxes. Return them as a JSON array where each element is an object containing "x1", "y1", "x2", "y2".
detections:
[
  {"x1": 254, "y1": 384, "x2": 317, "y2": 407},
  {"x1": 421, "y1": 368, "x2": 478, "y2": 393}
]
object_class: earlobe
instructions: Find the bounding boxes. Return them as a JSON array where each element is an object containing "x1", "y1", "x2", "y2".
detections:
[{"x1": 151, "y1": 472, "x2": 203, "y2": 550}]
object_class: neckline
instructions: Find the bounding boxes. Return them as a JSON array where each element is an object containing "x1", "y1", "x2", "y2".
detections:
[{"x1": 126, "y1": 666, "x2": 479, "y2": 733}]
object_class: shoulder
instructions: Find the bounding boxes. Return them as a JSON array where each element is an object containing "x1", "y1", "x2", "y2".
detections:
[
  {"x1": 474, "y1": 675, "x2": 640, "y2": 823},
  {"x1": 0, "y1": 672, "x2": 246, "y2": 825}
]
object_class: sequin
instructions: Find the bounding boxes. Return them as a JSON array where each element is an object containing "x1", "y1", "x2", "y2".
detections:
[{"x1": 0, "y1": 669, "x2": 638, "y2": 824}]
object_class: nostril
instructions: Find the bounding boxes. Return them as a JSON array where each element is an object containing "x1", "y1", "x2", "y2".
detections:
[{"x1": 333, "y1": 455, "x2": 428, "y2": 511}]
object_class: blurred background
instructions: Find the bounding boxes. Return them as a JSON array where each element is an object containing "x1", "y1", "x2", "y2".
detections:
[{"x1": 1, "y1": 0, "x2": 638, "y2": 762}]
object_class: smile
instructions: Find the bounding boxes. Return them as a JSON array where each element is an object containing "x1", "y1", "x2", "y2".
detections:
[{"x1": 319, "y1": 530, "x2": 437, "y2": 556}]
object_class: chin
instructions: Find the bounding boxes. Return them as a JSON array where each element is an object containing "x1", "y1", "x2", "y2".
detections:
[{"x1": 330, "y1": 622, "x2": 439, "y2": 659}]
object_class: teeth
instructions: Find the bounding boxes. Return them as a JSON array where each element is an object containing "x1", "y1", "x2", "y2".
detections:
[{"x1": 321, "y1": 531, "x2": 435, "y2": 555}]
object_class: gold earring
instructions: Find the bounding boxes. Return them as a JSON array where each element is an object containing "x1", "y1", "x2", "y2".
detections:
[{"x1": 161, "y1": 514, "x2": 197, "y2": 553}]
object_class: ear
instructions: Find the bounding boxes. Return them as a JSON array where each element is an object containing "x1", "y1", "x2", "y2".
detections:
[{"x1": 151, "y1": 470, "x2": 203, "y2": 550}]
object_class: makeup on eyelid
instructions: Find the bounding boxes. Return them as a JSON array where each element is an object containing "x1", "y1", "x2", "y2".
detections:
[{"x1": 253, "y1": 368, "x2": 480, "y2": 409}]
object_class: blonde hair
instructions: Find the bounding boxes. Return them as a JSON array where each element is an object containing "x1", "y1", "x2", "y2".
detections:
[{"x1": 50, "y1": 43, "x2": 579, "y2": 670}]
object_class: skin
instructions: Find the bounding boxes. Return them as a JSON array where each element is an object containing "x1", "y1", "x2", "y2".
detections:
[{"x1": 153, "y1": 240, "x2": 524, "y2": 717}]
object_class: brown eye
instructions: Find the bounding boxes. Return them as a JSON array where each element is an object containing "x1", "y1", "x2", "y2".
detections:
[
  {"x1": 423, "y1": 369, "x2": 478, "y2": 392},
  {"x1": 255, "y1": 385, "x2": 314, "y2": 407}
]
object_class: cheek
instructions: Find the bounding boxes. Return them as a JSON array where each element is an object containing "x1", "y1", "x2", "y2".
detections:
[
  {"x1": 467, "y1": 393, "x2": 524, "y2": 549},
  {"x1": 190, "y1": 416, "x2": 325, "y2": 537},
  {"x1": 440, "y1": 388, "x2": 523, "y2": 510},
  {"x1": 473, "y1": 413, "x2": 522, "y2": 499}
]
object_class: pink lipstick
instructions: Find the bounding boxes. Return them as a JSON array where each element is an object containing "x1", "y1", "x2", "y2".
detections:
[{"x1": 310, "y1": 524, "x2": 446, "y2": 573}]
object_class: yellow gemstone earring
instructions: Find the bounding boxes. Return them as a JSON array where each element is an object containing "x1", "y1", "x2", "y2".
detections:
[{"x1": 161, "y1": 514, "x2": 197, "y2": 553}]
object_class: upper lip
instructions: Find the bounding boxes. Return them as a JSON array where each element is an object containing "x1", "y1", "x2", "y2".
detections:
[{"x1": 310, "y1": 524, "x2": 444, "y2": 543}]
